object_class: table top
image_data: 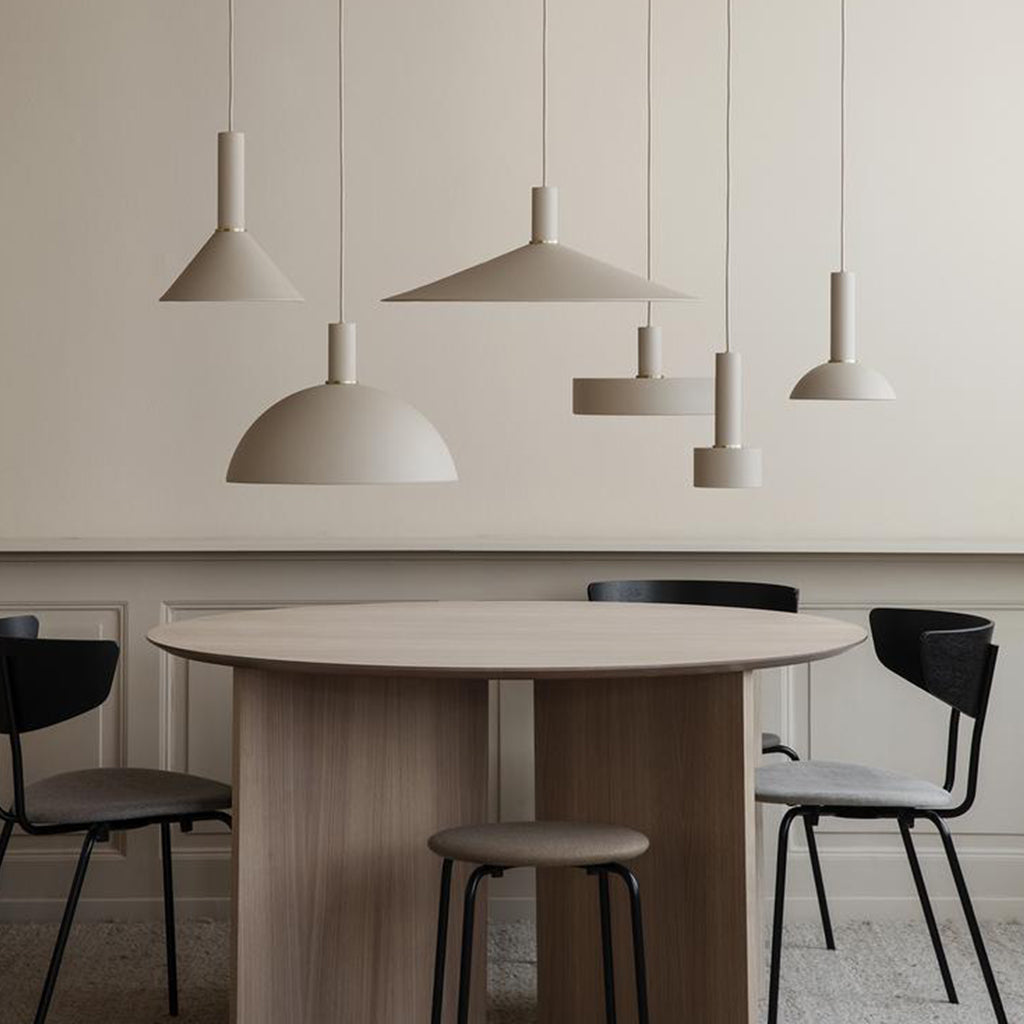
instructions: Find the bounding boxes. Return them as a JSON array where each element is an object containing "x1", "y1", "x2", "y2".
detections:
[{"x1": 147, "y1": 601, "x2": 866, "y2": 679}]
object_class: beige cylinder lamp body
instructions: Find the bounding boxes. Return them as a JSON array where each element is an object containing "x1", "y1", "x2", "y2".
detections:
[
  {"x1": 161, "y1": 132, "x2": 301, "y2": 302},
  {"x1": 693, "y1": 352, "x2": 761, "y2": 487}
]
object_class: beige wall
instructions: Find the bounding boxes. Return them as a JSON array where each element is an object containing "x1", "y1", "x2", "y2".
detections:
[{"x1": 2, "y1": 0, "x2": 1023, "y2": 544}]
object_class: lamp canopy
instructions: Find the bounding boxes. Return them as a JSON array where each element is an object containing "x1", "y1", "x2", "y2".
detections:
[
  {"x1": 693, "y1": 352, "x2": 762, "y2": 488},
  {"x1": 385, "y1": 187, "x2": 690, "y2": 303},
  {"x1": 573, "y1": 327, "x2": 713, "y2": 415},
  {"x1": 227, "y1": 324, "x2": 456, "y2": 484},
  {"x1": 790, "y1": 272, "x2": 894, "y2": 400}
]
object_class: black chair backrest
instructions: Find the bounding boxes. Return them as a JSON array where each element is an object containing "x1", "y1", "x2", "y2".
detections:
[
  {"x1": 870, "y1": 608, "x2": 994, "y2": 718},
  {"x1": 588, "y1": 579, "x2": 799, "y2": 613},
  {"x1": 0, "y1": 637, "x2": 119, "y2": 735},
  {"x1": 0, "y1": 615, "x2": 40, "y2": 639}
]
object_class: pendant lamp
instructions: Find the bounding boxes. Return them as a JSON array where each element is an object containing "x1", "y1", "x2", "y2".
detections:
[
  {"x1": 382, "y1": 0, "x2": 689, "y2": 303},
  {"x1": 693, "y1": 0, "x2": 761, "y2": 488},
  {"x1": 226, "y1": 0, "x2": 456, "y2": 484},
  {"x1": 161, "y1": 0, "x2": 301, "y2": 302},
  {"x1": 573, "y1": 0, "x2": 711, "y2": 416},
  {"x1": 789, "y1": 0, "x2": 894, "y2": 401}
]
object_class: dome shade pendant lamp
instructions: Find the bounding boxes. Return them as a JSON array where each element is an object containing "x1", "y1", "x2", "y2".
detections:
[
  {"x1": 383, "y1": 0, "x2": 691, "y2": 303},
  {"x1": 226, "y1": 0, "x2": 456, "y2": 485},
  {"x1": 573, "y1": 0, "x2": 711, "y2": 415},
  {"x1": 789, "y1": 0, "x2": 894, "y2": 401},
  {"x1": 693, "y1": 0, "x2": 761, "y2": 488},
  {"x1": 161, "y1": 0, "x2": 301, "y2": 302}
]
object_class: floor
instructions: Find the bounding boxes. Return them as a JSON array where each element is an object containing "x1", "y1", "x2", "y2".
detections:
[{"x1": 0, "y1": 919, "x2": 1020, "y2": 1023}]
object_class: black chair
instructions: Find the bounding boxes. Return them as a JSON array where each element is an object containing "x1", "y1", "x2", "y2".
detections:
[
  {"x1": 0, "y1": 616, "x2": 232, "y2": 1024},
  {"x1": 757, "y1": 609, "x2": 1006, "y2": 1024},
  {"x1": 586, "y1": 578, "x2": 835, "y2": 950}
]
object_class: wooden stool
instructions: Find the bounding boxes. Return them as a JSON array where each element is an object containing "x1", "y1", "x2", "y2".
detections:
[{"x1": 427, "y1": 820, "x2": 651, "y2": 1024}]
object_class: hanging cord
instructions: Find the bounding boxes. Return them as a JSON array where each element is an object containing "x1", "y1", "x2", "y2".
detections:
[
  {"x1": 541, "y1": 0, "x2": 548, "y2": 186},
  {"x1": 338, "y1": 0, "x2": 346, "y2": 322},
  {"x1": 839, "y1": 0, "x2": 846, "y2": 271},
  {"x1": 645, "y1": 0, "x2": 653, "y2": 326},
  {"x1": 724, "y1": 0, "x2": 732, "y2": 351},
  {"x1": 227, "y1": 0, "x2": 236, "y2": 130}
]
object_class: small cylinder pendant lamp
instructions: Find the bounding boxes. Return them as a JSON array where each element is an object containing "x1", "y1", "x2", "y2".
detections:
[
  {"x1": 693, "y1": 0, "x2": 761, "y2": 488},
  {"x1": 227, "y1": 0, "x2": 455, "y2": 484},
  {"x1": 573, "y1": 0, "x2": 711, "y2": 416},
  {"x1": 161, "y1": 0, "x2": 301, "y2": 303},
  {"x1": 383, "y1": 0, "x2": 689, "y2": 304},
  {"x1": 789, "y1": 0, "x2": 893, "y2": 401}
]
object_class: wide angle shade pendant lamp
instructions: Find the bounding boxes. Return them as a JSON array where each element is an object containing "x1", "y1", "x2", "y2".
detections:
[
  {"x1": 789, "y1": 0, "x2": 893, "y2": 400},
  {"x1": 227, "y1": 0, "x2": 456, "y2": 484},
  {"x1": 693, "y1": 0, "x2": 761, "y2": 488},
  {"x1": 573, "y1": 0, "x2": 711, "y2": 416},
  {"x1": 161, "y1": 0, "x2": 301, "y2": 302},
  {"x1": 383, "y1": 0, "x2": 689, "y2": 303}
]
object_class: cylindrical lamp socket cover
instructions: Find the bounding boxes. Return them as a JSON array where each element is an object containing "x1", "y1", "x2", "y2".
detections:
[
  {"x1": 830, "y1": 271, "x2": 855, "y2": 363},
  {"x1": 217, "y1": 131, "x2": 245, "y2": 230}
]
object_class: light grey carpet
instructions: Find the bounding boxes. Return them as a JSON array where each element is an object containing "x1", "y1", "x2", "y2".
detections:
[{"x1": 0, "y1": 919, "x2": 1021, "y2": 1023}]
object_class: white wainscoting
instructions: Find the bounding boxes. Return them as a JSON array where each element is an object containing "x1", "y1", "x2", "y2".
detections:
[{"x1": 0, "y1": 548, "x2": 1021, "y2": 924}]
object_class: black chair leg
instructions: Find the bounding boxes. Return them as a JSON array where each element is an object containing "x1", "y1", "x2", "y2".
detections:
[
  {"x1": 160, "y1": 822, "x2": 179, "y2": 1016},
  {"x1": 34, "y1": 829, "x2": 98, "y2": 1024},
  {"x1": 605, "y1": 863, "x2": 649, "y2": 1024},
  {"x1": 430, "y1": 859, "x2": 454, "y2": 1024},
  {"x1": 590, "y1": 867, "x2": 618, "y2": 1024},
  {"x1": 0, "y1": 818, "x2": 14, "y2": 875},
  {"x1": 802, "y1": 815, "x2": 835, "y2": 951},
  {"x1": 897, "y1": 816, "x2": 957, "y2": 1004},
  {"x1": 768, "y1": 808, "x2": 800, "y2": 1024},
  {"x1": 456, "y1": 865, "x2": 501, "y2": 1024},
  {"x1": 925, "y1": 812, "x2": 1007, "y2": 1024}
]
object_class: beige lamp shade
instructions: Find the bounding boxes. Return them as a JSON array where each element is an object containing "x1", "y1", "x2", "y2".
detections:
[
  {"x1": 790, "y1": 272, "x2": 894, "y2": 401},
  {"x1": 573, "y1": 326, "x2": 713, "y2": 415},
  {"x1": 384, "y1": 188, "x2": 692, "y2": 303},
  {"x1": 162, "y1": 133, "x2": 302, "y2": 303},
  {"x1": 693, "y1": 352, "x2": 762, "y2": 488},
  {"x1": 227, "y1": 324, "x2": 457, "y2": 484}
]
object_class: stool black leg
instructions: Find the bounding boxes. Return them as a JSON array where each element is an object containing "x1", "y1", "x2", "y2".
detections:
[
  {"x1": 35, "y1": 828, "x2": 99, "y2": 1024},
  {"x1": 161, "y1": 823, "x2": 179, "y2": 1016},
  {"x1": 898, "y1": 816, "x2": 957, "y2": 1004},
  {"x1": 768, "y1": 807, "x2": 801, "y2": 1024},
  {"x1": 431, "y1": 859, "x2": 454, "y2": 1024},
  {"x1": 606, "y1": 864, "x2": 649, "y2": 1024},
  {"x1": 585, "y1": 867, "x2": 618, "y2": 1024},
  {"x1": 456, "y1": 865, "x2": 502, "y2": 1024},
  {"x1": 802, "y1": 815, "x2": 835, "y2": 951},
  {"x1": 925, "y1": 812, "x2": 1007, "y2": 1024}
]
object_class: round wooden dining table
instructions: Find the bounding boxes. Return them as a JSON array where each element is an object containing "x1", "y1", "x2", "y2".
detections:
[{"x1": 148, "y1": 600, "x2": 865, "y2": 1024}]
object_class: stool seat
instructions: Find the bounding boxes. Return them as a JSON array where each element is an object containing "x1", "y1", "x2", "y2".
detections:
[{"x1": 428, "y1": 820, "x2": 649, "y2": 868}]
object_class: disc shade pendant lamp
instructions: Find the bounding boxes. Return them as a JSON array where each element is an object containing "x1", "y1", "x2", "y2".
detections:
[
  {"x1": 693, "y1": 0, "x2": 761, "y2": 488},
  {"x1": 226, "y1": 0, "x2": 456, "y2": 484},
  {"x1": 161, "y1": 0, "x2": 301, "y2": 302},
  {"x1": 382, "y1": 0, "x2": 690, "y2": 303},
  {"x1": 789, "y1": 0, "x2": 894, "y2": 400},
  {"x1": 572, "y1": 0, "x2": 711, "y2": 415}
]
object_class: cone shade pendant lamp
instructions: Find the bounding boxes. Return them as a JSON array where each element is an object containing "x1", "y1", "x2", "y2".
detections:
[
  {"x1": 573, "y1": 0, "x2": 711, "y2": 416},
  {"x1": 790, "y1": 0, "x2": 893, "y2": 400},
  {"x1": 161, "y1": 0, "x2": 301, "y2": 302},
  {"x1": 227, "y1": 0, "x2": 456, "y2": 484},
  {"x1": 693, "y1": 0, "x2": 761, "y2": 488},
  {"x1": 383, "y1": 0, "x2": 690, "y2": 303}
]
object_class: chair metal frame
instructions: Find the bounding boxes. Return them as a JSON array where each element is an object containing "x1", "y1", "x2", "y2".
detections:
[
  {"x1": 430, "y1": 858, "x2": 650, "y2": 1024},
  {"x1": 765, "y1": 609, "x2": 1005, "y2": 1024},
  {"x1": 0, "y1": 619, "x2": 231, "y2": 1023}
]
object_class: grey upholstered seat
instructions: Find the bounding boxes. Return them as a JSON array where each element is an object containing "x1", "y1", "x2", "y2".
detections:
[
  {"x1": 762, "y1": 731, "x2": 782, "y2": 749},
  {"x1": 756, "y1": 760, "x2": 954, "y2": 810},
  {"x1": 25, "y1": 768, "x2": 232, "y2": 825},
  {"x1": 428, "y1": 821, "x2": 649, "y2": 867}
]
